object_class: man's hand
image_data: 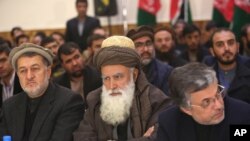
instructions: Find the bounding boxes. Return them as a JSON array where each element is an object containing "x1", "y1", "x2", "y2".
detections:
[{"x1": 143, "y1": 126, "x2": 155, "y2": 137}]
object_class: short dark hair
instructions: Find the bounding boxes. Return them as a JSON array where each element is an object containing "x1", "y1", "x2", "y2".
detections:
[
  {"x1": 173, "y1": 19, "x2": 187, "y2": 29},
  {"x1": 209, "y1": 28, "x2": 235, "y2": 48},
  {"x1": 50, "y1": 31, "x2": 65, "y2": 40},
  {"x1": 0, "y1": 39, "x2": 11, "y2": 55},
  {"x1": 205, "y1": 21, "x2": 218, "y2": 31},
  {"x1": 34, "y1": 31, "x2": 47, "y2": 39},
  {"x1": 41, "y1": 37, "x2": 56, "y2": 47},
  {"x1": 57, "y1": 42, "x2": 81, "y2": 63},
  {"x1": 10, "y1": 26, "x2": 23, "y2": 38},
  {"x1": 154, "y1": 26, "x2": 177, "y2": 43},
  {"x1": 15, "y1": 34, "x2": 29, "y2": 45},
  {"x1": 126, "y1": 25, "x2": 154, "y2": 41},
  {"x1": 183, "y1": 24, "x2": 200, "y2": 37},
  {"x1": 240, "y1": 23, "x2": 250, "y2": 38},
  {"x1": 76, "y1": 0, "x2": 88, "y2": 6},
  {"x1": 87, "y1": 34, "x2": 106, "y2": 47}
]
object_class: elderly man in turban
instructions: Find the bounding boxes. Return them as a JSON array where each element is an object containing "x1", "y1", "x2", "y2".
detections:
[{"x1": 73, "y1": 36, "x2": 171, "y2": 141}]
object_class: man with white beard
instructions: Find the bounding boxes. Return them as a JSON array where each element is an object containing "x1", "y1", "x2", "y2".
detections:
[
  {"x1": 0, "y1": 43, "x2": 84, "y2": 141},
  {"x1": 74, "y1": 36, "x2": 171, "y2": 141}
]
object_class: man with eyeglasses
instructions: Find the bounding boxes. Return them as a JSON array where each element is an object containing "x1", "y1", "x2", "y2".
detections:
[
  {"x1": 126, "y1": 25, "x2": 173, "y2": 95},
  {"x1": 156, "y1": 62, "x2": 250, "y2": 141},
  {"x1": 204, "y1": 27, "x2": 250, "y2": 104}
]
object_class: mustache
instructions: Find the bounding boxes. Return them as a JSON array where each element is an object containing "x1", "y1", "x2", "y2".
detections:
[{"x1": 222, "y1": 51, "x2": 233, "y2": 56}]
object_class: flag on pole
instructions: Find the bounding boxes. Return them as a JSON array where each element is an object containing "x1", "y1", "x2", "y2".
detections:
[
  {"x1": 137, "y1": 0, "x2": 161, "y2": 26},
  {"x1": 232, "y1": 0, "x2": 250, "y2": 40},
  {"x1": 212, "y1": 0, "x2": 234, "y2": 28},
  {"x1": 170, "y1": 0, "x2": 183, "y2": 25},
  {"x1": 170, "y1": 0, "x2": 192, "y2": 25}
]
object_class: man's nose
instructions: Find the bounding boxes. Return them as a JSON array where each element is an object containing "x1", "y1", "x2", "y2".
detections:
[
  {"x1": 109, "y1": 79, "x2": 118, "y2": 90},
  {"x1": 213, "y1": 98, "x2": 223, "y2": 109},
  {"x1": 26, "y1": 69, "x2": 35, "y2": 80}
]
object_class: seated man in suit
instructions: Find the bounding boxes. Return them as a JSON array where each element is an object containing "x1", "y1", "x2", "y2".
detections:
[
  {"x1": 54, "y1": 42, "x2": 102, "y2": 106},
  {"x1": 0, "y1": 43, "x2": 84, "y2": 141},
  {"x1": 0, "y1": 40, "x2": 22, "y2": 108},
  {"x1": 157, "y1": 62, "x2": 250, "y2": 141},
  {"x1": 73, "y1": 36, "x2": 171, "y2": 141}
]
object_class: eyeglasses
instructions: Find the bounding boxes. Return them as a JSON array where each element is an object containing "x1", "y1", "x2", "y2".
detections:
[
  {"x1": 188, "y1": 85, "x2": 225, "y2": 109},
  {"x1": 134, "y1": 41, "x2": 153, "y2": 49}
]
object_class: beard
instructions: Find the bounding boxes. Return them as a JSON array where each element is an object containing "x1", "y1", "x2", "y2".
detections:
[
  {"x1": 22, "y1": 73, "x2": 50, "y2": 98},
  {"x1": 100, "y1": 76, "x2": 135, "y2": 126},
  {"x1": 71, "y1": 71, "x2": 83, "y2": 77},
  {"x1": 214, "y1": 51, "x2": 237, "y2": 65},
  {"x1": 141, "y1": 50, "x2": 155, "y2": 66}
]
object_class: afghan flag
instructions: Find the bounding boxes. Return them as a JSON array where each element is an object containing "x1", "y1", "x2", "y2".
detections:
[
  {"x1": 212, "y1": 0, "x2": 234, "y2": 28},
  {"x1": 232, "y1": 0, "x2": 250, "y2": 40},
  {"x1": 137, "y1": 0, "x2": 161, "y2": 26},
  {"x1": 170, "y1": 0, "x2": 192, "y2": 25}
]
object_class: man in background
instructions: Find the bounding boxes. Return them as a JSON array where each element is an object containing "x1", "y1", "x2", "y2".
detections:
[
  {"x1": 0, "y1": 40, "x2": 22, "y2": 108},
  {"x1": 54, "y1": 42, "x2": 102, "y2": 105},
  {"x1": 127, "y1": 25, "x2": 173, "y2": 95},
  {"x1": 205, "y1": 28, "x2": 250, "y2": 104},
  {"x1": 154, "y1": 26, "x2": 187, "y2": 67},
  {"x1": 65, "y1": 0, "x2": 100, "y2": 52},
  {"x1": 41, "y1": 37, "x2": 64, "y2": 78}
]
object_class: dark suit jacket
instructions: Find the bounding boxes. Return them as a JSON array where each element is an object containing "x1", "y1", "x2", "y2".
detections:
[
  {"x1": 157, "y1": 97, "x2": 250, "y2": 141},
  {"x1": 0, "y1": 82, "x2": 84, "y2": 141},
  {"x1": 53, "y1": 66, "x2": 102, "y2": 104},
  {"x1": 65, "y1": 16, "x2": 100, "y2": 51},
  {"x1": 0, "y1": 74, "x2": 22, "y2": 108},
  {"x1": 203, "y1": 55, "x2": 250, "y2": 104}
]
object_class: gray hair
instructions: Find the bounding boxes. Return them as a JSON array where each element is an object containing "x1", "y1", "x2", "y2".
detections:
[{"x1": 168, "y1": 62, "x2": 217, "y2": 108}]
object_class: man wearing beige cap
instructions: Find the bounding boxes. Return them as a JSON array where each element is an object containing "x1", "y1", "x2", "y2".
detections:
[
  {"x1": 73, "y1": 36, "x2": 171, "y2": 141},
  {"x1": 0, "y1": 43, "x2": 84, "y2": 141}
]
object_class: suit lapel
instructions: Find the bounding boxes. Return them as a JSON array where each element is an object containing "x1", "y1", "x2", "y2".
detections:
[
  {"x1": 11, "y1": 93, "x2": 27, "y2": 141},
  {"x1": 72, "y1": 18, "x2": 80, "y2": 38},
  {"x1": 29, "y1": 83, "x2": 55, "y2": 140}
]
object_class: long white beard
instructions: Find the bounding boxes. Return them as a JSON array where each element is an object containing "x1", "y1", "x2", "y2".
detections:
[{"x1": 100, "y1": 77, "x2": 135, "y2": 126}]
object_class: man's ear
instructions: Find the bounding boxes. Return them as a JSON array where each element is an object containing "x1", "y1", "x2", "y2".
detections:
[
  {"x1": 209, "y1": 47, "x2": 215, "y2": 56},
  {"x1": 180, "y1": 106, "x2": 193, "y2": 116},
  {"x1": 133, "y1": 68, "x2": 139, "y2": 82}
]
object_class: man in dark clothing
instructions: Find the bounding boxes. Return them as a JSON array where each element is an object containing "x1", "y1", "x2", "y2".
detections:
[
  {"x1": 0, "y1": 41, "x2": 22, "y2": 108},
  {"x1": 0, "y1": 43, "x2": 84, "y2": 141},
  {"x1": 157, "y1": 62, "x2": 250, "y2": 141},
  {"x1": 74, "y1": 36, "x2": 171, "y2": 141},
  {"x1": 65, "y1": 0, "x2": 101, "y2": 51},
  {"x1": 54, "y1": 42, "x2": 102, "y2": 106},
  {"x1": 205, "y1": 28, "x2": 250, "y2": 104},
  {"x1": 154, "y1": 26, "x2": 187, "y2": 67},
  {"x1": 127, "y1": 25, "x2": 173, "y2": 95},
  {"x1": 180, "y1": 24, "x2": 210, "y2": 62}
]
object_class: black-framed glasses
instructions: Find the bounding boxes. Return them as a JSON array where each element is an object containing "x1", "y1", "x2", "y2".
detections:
[
  {"x1": 134, "y1": 41, "x2": 153, "y2": 49},
  {"x1": 188, "y1": 85, "x2": 225, "y2": 109}
]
